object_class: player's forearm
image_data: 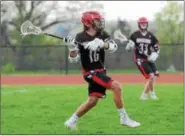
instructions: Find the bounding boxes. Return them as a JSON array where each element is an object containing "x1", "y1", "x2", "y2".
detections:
[{"x1": 153, "y1": 44, "x2": 160, "y2": 55}]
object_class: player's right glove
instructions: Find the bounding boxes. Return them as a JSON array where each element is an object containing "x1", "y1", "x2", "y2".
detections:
[
  {"x1": 63, "y1": 36, "x2": 77, "y2": 49},
  {"x1": 125, "y1": 40, "x2": 135, "y2": 51},
  {"x1": 84, "y1": 38, "x2": 104, "y2": 51},
  {"x1": 147, "y1": 52, "x2": 159, "y2": 63}
]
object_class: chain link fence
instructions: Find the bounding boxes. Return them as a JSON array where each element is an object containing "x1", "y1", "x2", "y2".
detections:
[{"x1": 0, "y1": 44, "x2": 184, "y2": 74}]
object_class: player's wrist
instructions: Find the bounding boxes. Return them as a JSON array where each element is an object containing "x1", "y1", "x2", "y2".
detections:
[{"x1": 103, "y1": 42, "x2": 109, "y2": 49}]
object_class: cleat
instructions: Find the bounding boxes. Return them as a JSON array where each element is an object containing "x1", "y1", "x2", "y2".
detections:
[
  {"x1": 140, "y1": 94, "x2": 148, "y2": 100},
  {"x1": 64, "y1": 120, "x2": 77, "y2": 130},
  {"x1": 150, "y1": 94, "x2": 159, "y2": 100},
  {"x1": 120, "y1": 117, "x2": 141, "y2": 128}
]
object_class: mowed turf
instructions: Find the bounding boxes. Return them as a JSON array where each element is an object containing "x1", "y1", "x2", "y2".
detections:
[{"x1": 1, "y1": 84, "x2": 184, "y2": 135}]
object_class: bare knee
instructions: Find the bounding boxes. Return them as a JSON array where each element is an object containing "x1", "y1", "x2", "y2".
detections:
[
  {"x1": 147, "y1": 73, "x2": 155, "y2": 82},
  {"x1": 110, "y1": 80, "x2": 122, "y2": 92},
  {"x1": 87, "y1": 96, "x2": 99, "y2": 108},
  {"x1": 150, "y1": 73, "x2": 155, "y2": 79}
]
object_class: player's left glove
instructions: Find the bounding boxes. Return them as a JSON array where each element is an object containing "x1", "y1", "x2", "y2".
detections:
[
  {"x1": 84, "y1": 38, "x2": 104, "y2": 51},
  {"x1": 148, "y1": 52, "x2": 159, "y2": 63}
]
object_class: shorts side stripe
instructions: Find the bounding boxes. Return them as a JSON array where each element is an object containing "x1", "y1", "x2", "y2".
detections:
[
  {"x1": 92, "y1": 75, "x2": 110, "y2": 89},
  {"x1": 137, "y1": 63, "x2": 150, "y2": 79}
]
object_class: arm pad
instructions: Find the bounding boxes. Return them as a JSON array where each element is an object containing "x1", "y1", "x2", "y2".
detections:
[{"x1": 104, "y1": 38, "x2": 118, "y2": 53}]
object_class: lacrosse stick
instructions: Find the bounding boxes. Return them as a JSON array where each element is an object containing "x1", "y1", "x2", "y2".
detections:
[
  {"x1": 113, "y1": 29, "x2": 129, "y2": 43},
  {"x1": 20, "y1": 20, "x2": 82, "y2": 45}
]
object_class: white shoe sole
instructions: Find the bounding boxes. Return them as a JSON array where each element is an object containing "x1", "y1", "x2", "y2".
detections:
[
  {"x1": 121, "y1": 122, "x2": 141, "y2": 128},
  {"x1": 64, "y1": 122, "x2": 77, "y2": 130}
]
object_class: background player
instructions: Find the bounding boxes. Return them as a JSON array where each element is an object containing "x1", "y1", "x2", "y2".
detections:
[
  {"x1": 64, "y1": 11, "x2": 140, "y2": 130},
  {"x1": 125, "y1": 17, "x2": 160, "y2": 100}
]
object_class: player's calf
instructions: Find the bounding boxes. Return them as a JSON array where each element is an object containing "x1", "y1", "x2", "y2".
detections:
[
  {"x1": 75, "y1": 96, "x2": 99, "y2": 117},
  {"x1": 140, "y1": 73, "x2": 158, "y2": 100},
  {"x1": 64, "y1": 96, "x2": 99, "y2": 130},
  {"x1": 110, "y1": 80, "x2": 141, "y2": 128},
  {"x1": 110, "y1": 80, "x2": 123, "y2": 109},
  {"x1": 83, "y1": 96, "x2": 99, "y2": 111},
  {"x1": 140, "y1": 73, "x2": 154, "y2": 99},
  {"x1": 149, "y1": 75, "x2": 159, "y2": 100}
]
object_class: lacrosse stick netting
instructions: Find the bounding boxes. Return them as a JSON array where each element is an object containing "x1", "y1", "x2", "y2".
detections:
[
  {"x1": 113, "y1": 29, "x2": 128, "y2": 43},
  {"x1": 20, "y1": 20, "x2": 95, "y2": 46},
  {"x1": 20, "y1": 20, "x2": 43, "y2": 36}
]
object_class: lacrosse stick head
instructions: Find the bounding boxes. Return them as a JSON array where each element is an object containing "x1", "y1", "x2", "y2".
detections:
[
  {"x1": 113, "y1": 29, "x2": 128, "y2": 43},
  {"x1": 20, "y1": 20, "x2": 43, "y2": 36}
]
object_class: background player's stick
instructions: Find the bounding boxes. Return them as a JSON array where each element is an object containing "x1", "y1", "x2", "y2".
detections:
[
  {"x1": 113, "y1": 29, "x2": 149, "y2": 56},
  {"x1": 113, "y1": 29, "x2": 129, "y2": 43},
  {"x1": 20, "y1": 20, "x2": 82, "y2": 45}
]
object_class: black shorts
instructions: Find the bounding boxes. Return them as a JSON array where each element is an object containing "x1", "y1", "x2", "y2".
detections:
[
  {"x1": 83, "y1": 70, "x2": 113, "y2": 98},
  {"x1": 134, "y1": 58, "x2": 159, "y2": 79}
]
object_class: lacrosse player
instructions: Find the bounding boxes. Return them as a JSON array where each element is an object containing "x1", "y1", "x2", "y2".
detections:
[
  {"x1": 64, "y1": 11, "x2": 140, "y2": 130},
  {"x1": 125, "y1": 17, "x2": 160, "y2": 100}
]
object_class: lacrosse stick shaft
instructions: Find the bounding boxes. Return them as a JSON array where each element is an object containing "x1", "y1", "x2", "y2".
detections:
[
  {"x1": 43, "y1": 32, "x2": 84, "y2": 46},
  {"x1": 44, "y1": 33, "x2": 64, "y2": 40}
]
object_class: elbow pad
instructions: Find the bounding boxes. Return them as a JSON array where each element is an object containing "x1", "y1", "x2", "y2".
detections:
[
  {"x1": 153, "y1": 44, "x2": 160, "y2": 55},
  {"x1": 68, "y1": 47, "x2": 80, "y2": 63},
  {"x1": 104, "y1": 38, "x2": 118, "y2": 53},
  {"x1": 68, "y1": 54, "x2": 80, "y2": 63}
]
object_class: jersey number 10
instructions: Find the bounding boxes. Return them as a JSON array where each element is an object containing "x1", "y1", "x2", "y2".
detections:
[{"x1": 89, "y1": 50, "x2": 99, "y2": 63}]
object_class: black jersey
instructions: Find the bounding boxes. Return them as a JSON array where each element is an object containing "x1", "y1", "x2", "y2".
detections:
[
  {"x1": 75, "y1": 31, "x2": 110, "y2": 72},
  {"x1": 130, "y1": 30, "x2": 159, "y2": 59}
]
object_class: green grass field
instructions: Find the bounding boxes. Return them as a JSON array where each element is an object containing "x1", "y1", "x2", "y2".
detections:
[{"x1": 1, "y1": 84, "x2": 184, "y2": 135}]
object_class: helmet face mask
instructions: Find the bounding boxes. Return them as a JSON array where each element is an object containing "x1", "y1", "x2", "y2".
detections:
[
  {"x1": 139, "y1": 22, "x2": 148, "y2": 31},
  {"x1": 138, "y1": 17, "x2": 148, "y2": 32},
  {"x1": 92, "y1": 18, "x2": 105, "y2": 31}
]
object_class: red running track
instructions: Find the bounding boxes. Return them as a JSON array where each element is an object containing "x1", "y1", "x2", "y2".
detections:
[{"x1": 1, "y1": 74, "x2": 183, "y2": 85}]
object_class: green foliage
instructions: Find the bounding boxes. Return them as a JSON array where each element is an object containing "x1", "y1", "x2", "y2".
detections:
[
  {"x1": 154, "y1": 1, "x2": 184, "y2": 43},
  {"x1": 2, "y1": 63, "x2": 16, "y2": 74}
]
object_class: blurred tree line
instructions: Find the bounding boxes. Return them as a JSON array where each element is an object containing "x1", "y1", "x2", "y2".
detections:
[
  {"x1": 0, "y1": 1, "x2": 105, "y2": 46},
  {"x1": 0, "y1": 1, "x2": 184, "y2": 72},
  {"x1": 1, "y1": 1, "x2": 183, "y2": 46},
  {"x1": 0, "y1": 1, "x2": 105, "y2": 69}
]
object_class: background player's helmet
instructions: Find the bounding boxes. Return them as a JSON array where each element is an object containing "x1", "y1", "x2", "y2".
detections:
[
  {"x1": 137, "y1": 17, "x2": 148, "y2": 32},
  {"x1": 81, "y1": 11, "x2": 105, "y2": 31}
]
